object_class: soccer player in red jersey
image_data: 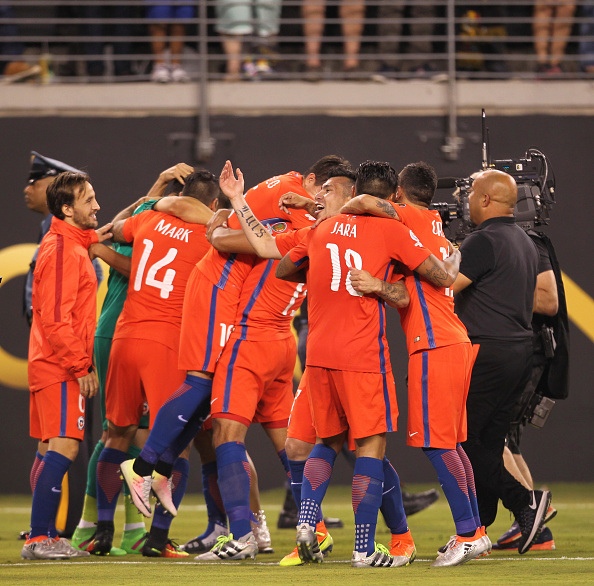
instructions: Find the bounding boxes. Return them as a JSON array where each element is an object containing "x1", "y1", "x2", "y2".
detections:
[
  {"x1": 122, "y1": 156, "x2": 347, "y2": 561},
  {"x1": 92, "y1": 171, "x2": 219, "y2": 557},
  {"x1": 23, "y1": 172, "x2": 112, "y2": 560},
  {"x1": 276, "y1": 171, "x2": 461, "y2": 568},
  {"x1": 343, "y1": 161, "x2": 490, "y2": 566}
]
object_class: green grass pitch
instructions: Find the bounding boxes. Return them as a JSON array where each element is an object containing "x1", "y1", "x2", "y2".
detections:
[{"x1": 1, "y1": 483, "x2": 593, "y2": 585}]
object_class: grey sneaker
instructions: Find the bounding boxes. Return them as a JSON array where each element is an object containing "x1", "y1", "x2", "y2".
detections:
[
  {"x1": 21, "y1": 537, "x2": 70, "y2": 560},
  {"x1": 251, "y1": 509, "x2": 274, "y2": 553},
  {"x1": 52, "y1": 538, "x2": 91, "y2": 557},
  {"x1": 194, "y1": 532, "x2": 258, "y2": 561},
  {"x1": 296, "y1": 523, "x2": 323, "y2": 564},
  {"x1": 120, "y1": 459, "x2": 153, "y2": 518},
  {"x1": 516, "y1": 490, "x2": 551, "y2": 554},
  {"x1": 431, "y1": 535, "x2": 487, "y2": 567},
  {"x1": 351, "y1": 543, "x2": 401, "y2": 567}
]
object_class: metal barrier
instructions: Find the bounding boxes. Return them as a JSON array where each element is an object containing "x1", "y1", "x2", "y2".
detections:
[{"x1": 1, "y1": 0, "x2": 594, "y2": 83}]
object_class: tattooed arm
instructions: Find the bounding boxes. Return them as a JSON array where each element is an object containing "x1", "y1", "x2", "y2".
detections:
[
  {"x1": 413, "y1": 247, "x2": 461, "y2": 288},
  {"x1": 340, "y1": 194, "x2": 401, "y2": 221},
  {"x1": 349, "y1": 269, "x2": 410, "y2": 308},
  {"x1": 217, "y1": 160, "x2": 282, "y2": 259}
]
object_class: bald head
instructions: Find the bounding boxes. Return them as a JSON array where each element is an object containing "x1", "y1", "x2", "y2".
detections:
[
  {"x1": 475, "y1": 170, "x2": 517, "y2": 207},
  {"x1": 468, "y1": 169, "x2": 517, "y2": 225}
]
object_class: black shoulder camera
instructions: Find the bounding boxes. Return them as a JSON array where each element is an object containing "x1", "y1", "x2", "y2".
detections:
[{"x1": 432, "y1": 111, "x2": 557, "y2": 242}]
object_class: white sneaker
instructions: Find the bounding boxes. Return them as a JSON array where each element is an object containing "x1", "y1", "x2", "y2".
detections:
[
  {"x1": 170, "y1": 65, "x2": 190, "y2": 83},
  {"x1": 251, "y1": 509, "x2": 274, "y2": 553},
  {"x1": 151, "y1": 63, "x2": 171, "y2": 83},
  {"x1": 194, "y1": 532, "x2": 258, "y2": 561},
  {"x1": 152, "y1": 472, "x2": 176, "y2": 516},
  {"x1": 120, "y1": 459, "x2": 153, "y2": 517}
]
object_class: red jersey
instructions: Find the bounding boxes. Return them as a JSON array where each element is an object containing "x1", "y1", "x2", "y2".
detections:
[
  {"x1": 204, "y1": 172, "x2": 316, "y2": 341},
  {"x1": 29, "y1": 217, "x2": 99, "y2": 391},
  {"x1": 233, "y1": 224, "x2": 312, "y2": 341},
  {"x1": 288, "y1": 214, "x2": 431, "y2": 373},
  {"x1": 393, "y1": 203, "x2": 469, "y2": 354},
  {"x1": 196, "y1": 172, "x2": 313, "y2": 301},
  {"x1": 113, "y1": 210, "x2": 210, "y2": 352}
]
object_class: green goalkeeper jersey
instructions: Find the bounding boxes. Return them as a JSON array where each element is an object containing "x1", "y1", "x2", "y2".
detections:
[{"x1": 94, "y1": 200, "x2": 156, "y2": 339}]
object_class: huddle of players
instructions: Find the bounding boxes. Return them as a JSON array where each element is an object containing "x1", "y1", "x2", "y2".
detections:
[
  {"x1": 93, "y1": 154, "x2": 494, "y2": 568},
  {"x1": 24, "y1": 154, "x2": 506, "y2": 566}
]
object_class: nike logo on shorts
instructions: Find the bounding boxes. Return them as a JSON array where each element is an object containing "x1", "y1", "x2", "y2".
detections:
[
  {"x1": 178, "y1": 415, "x2": 188, "y2": 423},
  {"x1": 409, "y1": 431, "x2": 419, "y2": 437}
]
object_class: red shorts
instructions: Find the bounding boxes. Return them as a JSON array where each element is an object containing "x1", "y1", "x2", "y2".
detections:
[
  {"x1": 287, "y1": 371, "x2": 316, "y2": 443},
  {"x1": 211, "y1": 335, "x2": 295, "y2": 428},
  {"x1": 306, "y1": 366, "x2": 398, "y2": 440},
  {"x1": 178, "y1": 269, "x2": 239, "y2": 374},
  {"x1": 106, "y1": 338, "x2": 185, "y2": 428},
  {"x1": 30, "y1": 381, "x2": 86, "y2": 442},
  {"x1": 407, "y1": 342, "x2": 477, "y2": 449}
]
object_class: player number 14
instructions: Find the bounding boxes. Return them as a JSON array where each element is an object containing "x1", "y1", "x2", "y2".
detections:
[{"x1": 134, "y1": 238, "x2": 178, "y2": 299}]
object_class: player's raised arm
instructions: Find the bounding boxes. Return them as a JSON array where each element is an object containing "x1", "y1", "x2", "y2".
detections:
[
  {"x1": 217, "y1": 160, "x2": 283, "y2": 259},
  {"x1": 154, "y1": 196, "x2": 214, "y2": 225},
  {"x1": 340, "y1": 194, "x2": 401, "y2": 220}
]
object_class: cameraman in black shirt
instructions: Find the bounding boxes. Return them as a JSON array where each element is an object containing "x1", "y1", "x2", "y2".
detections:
[{"x1": 452, "y1": 169, "x2": 551, "y2": 554}]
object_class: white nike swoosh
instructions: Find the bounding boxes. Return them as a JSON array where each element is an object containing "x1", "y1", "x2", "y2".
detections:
[
  {"x1": 178, "y1": 415, "x2": 188, "y2": 423},
  {"x1": 382, "y1": 486, "x2": 395, "y2": 496},
  {"x1": 528, "y1": 492, "x2": 538, "y2": 510},
  {"x1": 409, "y1": 432, "x2": 419, "y2": 437},
  {"x1": 51, "y1": 487, "x2": 61, "y2": 493},
  {"x1": 211, "y1": 397, "x2": 219, "y2": 405}
]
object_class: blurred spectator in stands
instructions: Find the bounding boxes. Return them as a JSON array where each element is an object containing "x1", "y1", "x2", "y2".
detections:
[
  {"x1": 82, "y1": 5, "x2": 135, "y2": 77},
  {"x1": 533, "y1": 0, "x2": 577, "y2": 75},
  {"x1": 579, "y1": 1, "x2": 594, "y2": 73},
  {"x1": 301, "y1": 0, "x2": 365, "y2": 80},
  {"x1": 375, "y1": 1, "x2": 437, "y2": 78},
  {"x1": 456, "y1": 3, "x2": 509, "y2": 76},
  {"x1": 215, "y1": 0, "x2": 281, "y2": 81},
  {"x1": 0, "y1": 5, "x2": 39, "y2": 80},
  {"x1": 147, "y1": 1, "x2": 194, "y2": 83}
]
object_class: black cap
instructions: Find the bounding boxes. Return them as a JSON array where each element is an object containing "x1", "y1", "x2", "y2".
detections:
[{"x1": 28, "y1": 151, "x2": 84, "y2": 183}]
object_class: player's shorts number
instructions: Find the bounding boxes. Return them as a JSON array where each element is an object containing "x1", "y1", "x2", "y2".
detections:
[
  {"x1": 134, "y1": 239, "x2": 178, "y2": 299},
  {"x1": 326, "y1": 243, "x2": 363, "y2": 297}
]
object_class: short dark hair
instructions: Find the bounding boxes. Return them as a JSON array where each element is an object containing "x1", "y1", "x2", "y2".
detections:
[
  {"x1": 398, "y1": 162, "x2": 438, "y2": 206},
  {"x1": 355, "y1": 160, "x2": 398, "y2": 200},
  {"x1": 46, "y1": 171, "x2": 90, "y2": 220},
  {"x1": 304, "y1": 155, "x2": 351, "y2": 186},
  {"x1": 181, "y1": 170, "x2": 221, "y2": 206},
  {"x1": 327, "y1": 164, "x2": 357, "y2": 182}
]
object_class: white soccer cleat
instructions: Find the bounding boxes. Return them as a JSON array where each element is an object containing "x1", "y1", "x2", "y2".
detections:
[
  {"x1": 151, "y1": 472, "x2": 177, "y2": 516},
  {"x1": 251, "y1": 509, "x2": 274, "y2": 553},
  {"x1": 295, "y1": 523, "x2": 323, "y2": 564},
  {"x1": 194, "y1": 533, "x2": 258, "y2": 561},
  {"x1": 351, "y1": 543, "x2": 402, "y2": 568},
  {"x1": 21, "y1": 537, "x2": 70, "y2": 560},
  {"x1": 120, "y1": 459, "x2": 153, "y2": 518}
]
